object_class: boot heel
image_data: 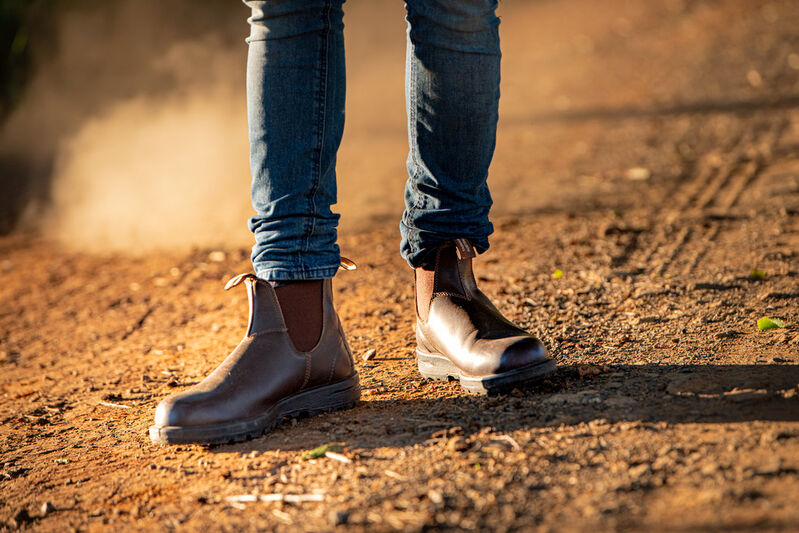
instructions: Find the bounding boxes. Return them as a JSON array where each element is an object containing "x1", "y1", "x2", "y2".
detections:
[
  {"x1": 289, "y1": 374, "x2": 361, "y2": 418},
  {"x1": 416, "y1": 350, "x2": 460, "y2": 381}
]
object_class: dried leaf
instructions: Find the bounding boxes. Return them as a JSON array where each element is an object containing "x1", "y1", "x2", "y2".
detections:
[
  {"x1": 757, "y1": 317, "x2": 786, "y2": 331},
  {"x1": 302, "y1": 444, "x2": 343, "y2": 461}
]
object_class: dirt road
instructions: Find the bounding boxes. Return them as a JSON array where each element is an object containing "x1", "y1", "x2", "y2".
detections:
[{"x1": 2, "y1": 0, "x2": 798, "y2": 530}]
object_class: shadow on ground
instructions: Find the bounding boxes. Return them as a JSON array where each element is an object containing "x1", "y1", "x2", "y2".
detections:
[{"x1": 209, "y1": 364, "x2": 799, "y2": 455}]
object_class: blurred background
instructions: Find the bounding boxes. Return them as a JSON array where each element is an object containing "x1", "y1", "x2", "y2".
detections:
[{"x1": 1, "y1": 0, "x2": 797, "y2": 252}]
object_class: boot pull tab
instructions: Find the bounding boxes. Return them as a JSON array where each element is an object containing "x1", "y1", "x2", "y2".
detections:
[
  {"x1": 224, "y1": 273, "x2": 258, "y2": 291},
  {"x1": 224, "y1": 259, "x2": 354, "y2": 290},
  {"x1": 339, "y1": 256, "x2": 357, "y2": 271},
  {"x1": 453, "y1": 238, "x2": 475, "y2": 260},
  {"x1": 225, "y1": 257, "x2": 354, "y2": 290}
]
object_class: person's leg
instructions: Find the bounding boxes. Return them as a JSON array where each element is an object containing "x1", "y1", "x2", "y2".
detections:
[
  {"x1": 247, "y1": 0, "x2": 346, "y2": 282},
  {"x1": 246, "y1": 0, "x2": 346, "y2": 350},
  {"x1": 400, "y1": 0, "x2": 500, "y2": 269},
  {"x1": 402, "y1": 0, "x2": 555, "y2": 394},
  {"x1": 149, "y1": 0, "x2": 359, "y2": 445}
]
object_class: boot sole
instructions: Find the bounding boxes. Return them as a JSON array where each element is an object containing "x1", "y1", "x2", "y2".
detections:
[
  {"x1": 416, "y1": 350, "x2": 556, "y2": 395},
  {"x1": 148, "y1": 374, "x2": 360, "y2": 445}
]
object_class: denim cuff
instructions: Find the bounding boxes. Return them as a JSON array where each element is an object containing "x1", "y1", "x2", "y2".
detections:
[
  {"x1": 400, "y1": 220, "x2": 492, "y2": 269},
  {"x1": 253, "y1": 264, "x2": 339, "y2": 282}
]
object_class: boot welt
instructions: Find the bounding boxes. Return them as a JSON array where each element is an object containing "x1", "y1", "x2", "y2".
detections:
[
  {"x1": 416, "y1": 350, "x2": 556, "y2": 395},
  {"x1": 148, "y1": 374, "x2": 360, "y2": 445}
]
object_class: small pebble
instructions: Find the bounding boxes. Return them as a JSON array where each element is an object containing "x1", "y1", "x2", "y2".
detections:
[
  {"x1": 427, "y1": 490, "x2": 444, "y2": 505},
  {"x1": 625, "y1": 167, "x2": 651, "y2": 181},
  {"x1": 746, "y1": 69, "x2": 763, "y2": 87},
  {"x1": 40, "y1": 501, "x2": 56, "y2": 516},
  {"x1": 362, "y1": 349, "x2": 376, "y2": 362},
  {"x1": 628, "y1": 463, "x2": 651, "y2": 480}
]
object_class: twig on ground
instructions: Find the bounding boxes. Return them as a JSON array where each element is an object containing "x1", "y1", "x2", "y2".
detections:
[
  {"x1": 98, "y1": 401, "x2": 132, "y2": 409},
  {"x1": 324, "y1": 451, "x2": 352, "y2": 464},
  {"x1": 121, "y1": 305, "x2": 158, "y2": 341},
  {"x1": 225, "y1": 494, "x2": 325, "y2": 504},
  {"x1": 493, "y1": 434, "x2": 521, "y2": 451}
]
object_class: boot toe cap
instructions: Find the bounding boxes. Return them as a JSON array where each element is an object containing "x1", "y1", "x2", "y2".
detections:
[
  {"x1": 496, "y1": 336, "x2": 549, "y2": 372},
  {"x1": 153, "y1": 394, "x2": 198, "y2": 427}
]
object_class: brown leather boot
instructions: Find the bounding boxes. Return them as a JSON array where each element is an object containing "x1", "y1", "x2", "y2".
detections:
[
  {"x1": 149, "y1": 273, "x2": 359, "y2": 445},
  {"x1": 415, "y1": 239, "x2": 555, "y2": 394}
]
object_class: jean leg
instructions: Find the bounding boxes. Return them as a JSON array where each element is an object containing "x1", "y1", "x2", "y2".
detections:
[
  {"x1": 244, "y1": 0, "x2": 346, "y2": 281},
  {"x1": 400, "y1": 0, "x2": 500, "y2": 268}
]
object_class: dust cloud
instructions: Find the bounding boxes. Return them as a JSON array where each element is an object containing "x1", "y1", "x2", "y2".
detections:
[
  {"x1": 48, "y1": 85, "x2": 252, "y2": 253},
  {"x1": 34, "y1": 2, "x2": 254, "y2": 252},
  {"x1": 0, "y1": 1, "x2": 254, "y2": 252},
  {"x1": 46, "y1": 41, "x2": 253, "y2": 253}
]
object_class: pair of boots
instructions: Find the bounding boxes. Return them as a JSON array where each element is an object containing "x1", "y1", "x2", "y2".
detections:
[{"x1": 150, "y1": 240, "x2": 554, "y2": 445}]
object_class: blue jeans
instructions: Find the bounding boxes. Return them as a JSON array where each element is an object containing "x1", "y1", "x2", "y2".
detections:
[{"x1": 245, "y1": 0, "x2": 500, "y2": 281}]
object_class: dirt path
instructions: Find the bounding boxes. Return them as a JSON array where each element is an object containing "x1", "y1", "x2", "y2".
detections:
[{"x1": 2, "y1": 0, "x2": 799, "y2": 531}]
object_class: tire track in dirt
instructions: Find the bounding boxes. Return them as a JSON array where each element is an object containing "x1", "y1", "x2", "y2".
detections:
[
  {"x1": 620, "y1": 130, "x2": 743, "y2": 274},
  {"x1": 622, "y1": 116, "x2": 787, "y2": 277},
  {"x1": 674, "y1": 119, "x2": 786, "y2": 277}
]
